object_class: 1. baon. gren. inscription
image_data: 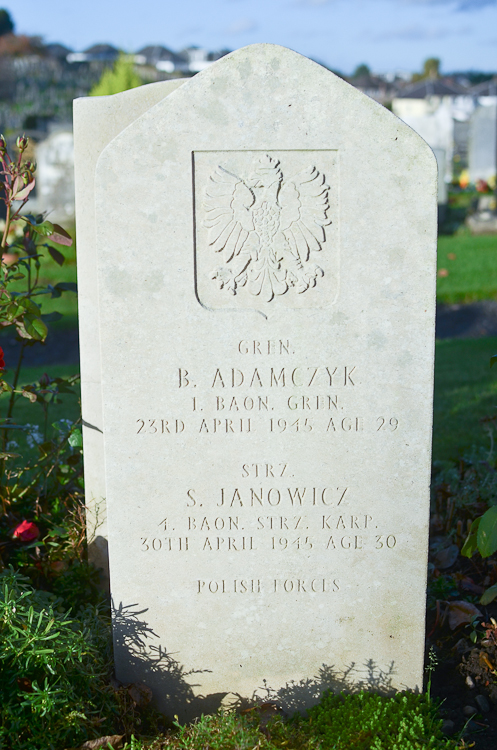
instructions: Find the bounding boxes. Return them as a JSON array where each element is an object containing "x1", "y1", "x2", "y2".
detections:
[{"x1": 194, "y1": 150, "x2": 340, "y2": 312}]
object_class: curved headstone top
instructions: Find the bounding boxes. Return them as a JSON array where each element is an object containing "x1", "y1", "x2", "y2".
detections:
[{"x1": 77, "y1": 42, "x2": 437, "y2": 720}]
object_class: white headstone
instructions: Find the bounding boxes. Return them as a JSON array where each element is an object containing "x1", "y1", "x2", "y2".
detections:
[
  {"x1": 469, "y1": 104, "x2": 497, "y2": 184},
  {"x1": 76, "y1": 44, "x2": 437, "y2": 720},
  {"x1": 392, "y1": 99, "x2": 454, "y2": 182},
  {"x1": 74, "y1": 80, "x2": 185, "y2": 580},
  {"x1": 33, "y1": 127, "x2": 75, "y2": 222}
]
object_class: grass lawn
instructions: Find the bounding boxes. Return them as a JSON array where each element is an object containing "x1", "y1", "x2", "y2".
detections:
[
  {"x1": 433, "y1": 335, "x2": 497, "y2": 463},
  {"x1": 437, "y1": 232, "x2": 497, "y2": 304}
]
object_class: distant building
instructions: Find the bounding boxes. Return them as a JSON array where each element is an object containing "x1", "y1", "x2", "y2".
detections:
[
  {"x1": 67, "y1": 43, "x2": 119, "y2": 64},
  {"x1": 348, "y1": 73, "x2": 399, "y2": 105},
  {"x1": 471, "y1": 77, "x2": 497, "y2": 106},
  {"x1": 392, "y1": 79, "x2": 475, "y2": 180},
  {"x1": 134, "y1": 45, "x2": 229, "y2": 74},
  {"x1": 44, "y1": 42, "x2": 72, "y2": 61},
  {"x1": 135, "y1": 45, "x2": 188, "y2": 73}
]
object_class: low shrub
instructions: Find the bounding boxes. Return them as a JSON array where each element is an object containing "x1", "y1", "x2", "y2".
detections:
[
  {"x1": 0, "y1": 568, "x2": 118, "y2": 750},
  {"x1": 127, "y1": 690, "x2": 456, "y2": 749}
]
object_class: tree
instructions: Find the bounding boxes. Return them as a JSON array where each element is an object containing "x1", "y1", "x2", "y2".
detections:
[
  {"x1": 0, "y1": 9, "x2": 13, "y2": 37},
  {"x1": 352, "y1": 63, "x2": 370, "y2": 78},
  {"x1": 90, "y1": 54, "x2": 141, "y2": 97},
  {"x1": 412, "y1": 57, "x2": 441, "y2": 82},
  {"x1": 423, "y1": 57, "x2": 440, "y2": 79}
]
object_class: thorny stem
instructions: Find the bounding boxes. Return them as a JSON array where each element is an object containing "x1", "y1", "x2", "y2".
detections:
[
  {"x1": 0, "y1": 202, "x2": 10, "y2": 253},
  {"x1": 1, "y1": 341, "x2": 27, "y2": 453}
]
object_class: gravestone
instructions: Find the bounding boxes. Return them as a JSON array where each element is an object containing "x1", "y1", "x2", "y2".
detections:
[
  {"x1": 33, "y1": 126, "x2": 76, "y2": 222},
  {"x1": 75, "y1": 43, "x2": 437, "y2": 720},
  {"x1": 74, "y1": 79, "x2": 185, "y2": 580},
  {"x1": 469, "y1": 104, "x2": 497, "y2": 184}
]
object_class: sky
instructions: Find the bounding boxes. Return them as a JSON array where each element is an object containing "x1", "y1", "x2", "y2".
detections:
[{"x1": 10, "y1": 0, "x2": 497, "y2": 75}]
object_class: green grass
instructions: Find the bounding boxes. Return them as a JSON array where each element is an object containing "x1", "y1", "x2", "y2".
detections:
[
  {"x1": 433, "y1": 336, "x2": 497, "y2": 463},
  {"x1": 437, "y1": 233, "x2": 497, "y2": 304}
]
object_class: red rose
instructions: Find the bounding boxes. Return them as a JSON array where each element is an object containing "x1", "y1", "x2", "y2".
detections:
[
  {"x1": 13, "y1": 520, "x2": 40, "y2": 542},
  {"x1": 0, "y1": 345, "x2": 5, "y2": 370}
]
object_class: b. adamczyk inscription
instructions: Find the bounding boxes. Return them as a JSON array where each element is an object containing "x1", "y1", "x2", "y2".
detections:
[
  {"x1": 195, "y1": 150, "x2": 339, "y2": 312},
  {"x1": 85, "y1": 44, "x2": 437, "y2": 720}
]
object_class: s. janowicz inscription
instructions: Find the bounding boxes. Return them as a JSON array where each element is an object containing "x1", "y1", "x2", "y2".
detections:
[{"x1": 194, "y1": 150, "x2": 340, "y2": 312}]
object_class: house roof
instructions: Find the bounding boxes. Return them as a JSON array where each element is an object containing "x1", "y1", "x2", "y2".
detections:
[
  {"x1": 395, "y1": 79, "x2": 467, "y2": 99},
  {"x1": 471, "y1": 77, "x2": 497, "y2": 96},
  {"x1": 136, "y1": 44, "x2": 185, "y2": 63}
]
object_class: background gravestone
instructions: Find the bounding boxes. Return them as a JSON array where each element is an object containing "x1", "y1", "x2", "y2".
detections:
[
  {"x1": 469, "y1": 104, "x2": 497, "y2": 184},
  {"x1": 32, "y1": 126, "x2": 75, "y2": 222},
  {"x1": 80, "y1": 43, "x2": 437, "y2": 719},
  {"x1": 74, "y1": 79, "x2": 185, "y2": 581}
]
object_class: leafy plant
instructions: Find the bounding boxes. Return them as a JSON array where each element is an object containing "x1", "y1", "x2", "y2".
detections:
[
  {"x1": 123, "y1": 690, "x2": 457, "y2": 749},
  {"x1": 0, "y1": 134, "x2": 82, "y2": 555},
  {"x1": 0, "y1": 568, "x2": 119, "y2": 750}
]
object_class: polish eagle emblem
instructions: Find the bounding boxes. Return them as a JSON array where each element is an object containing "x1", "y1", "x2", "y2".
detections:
[{"x1": 203, "y1": 154, "x2": 331, "y2": 303}]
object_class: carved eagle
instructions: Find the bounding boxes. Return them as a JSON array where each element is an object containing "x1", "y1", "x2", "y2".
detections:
[{"x1": 203, "y1": 154, "x2": 331, "y2": 303}]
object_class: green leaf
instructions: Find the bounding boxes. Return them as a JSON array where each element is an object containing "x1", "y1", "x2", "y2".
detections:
[
  {"x1": 48, "y1": 246, "x2": 65, "y2": 266},
  {"x1": 68, "y1": 429, "x2": 83, "y2": 448},
  {"x1": 0, "y1": 452, "x2": 21, "y2": 460},
  {"x1": 480, "y1": 583, "x2": 497, "y2": 606},
  {"x1": 6, "y1": 302, "x2": 20, "y2": 321},
  {"x1": 461, "y1": 516, "x2": 481, "y2": 558},
  {"x1": 23, "y1": 315, "x2": 48, "y2": 341},
  {"x1": 491, "y1": 355, "x2": 497, "y2": 368},
  {"x1": 55, "y1": 282, "x2": 77, "y2": 294},
  {"x1": 30, "y1": 220, "x2": 54, "y2": 237},
  {"x1": 51, "y1": 224, "x2": 73, "y2": 247},
  {"x1": 477, "y1": 506, "x2": 497, "y2": 558},
  {"x1": 19, "y1": 297, "x2": 41, "y2": 315}
]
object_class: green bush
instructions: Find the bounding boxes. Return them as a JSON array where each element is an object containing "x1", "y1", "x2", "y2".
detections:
[
  {"x1": 0, "y1": 569, "x2": 118, "y2": 750},
  {"x1": 302, "y1": 690, "x2": 453, "y2": 749}
]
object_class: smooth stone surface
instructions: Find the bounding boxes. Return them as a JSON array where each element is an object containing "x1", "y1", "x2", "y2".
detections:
[
  {"x1": 87, "y1": 43, "x2": 436, "y2": 719},
  {"x1": 73, "y1": 79, "x2": 185, "y2": 579}
]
